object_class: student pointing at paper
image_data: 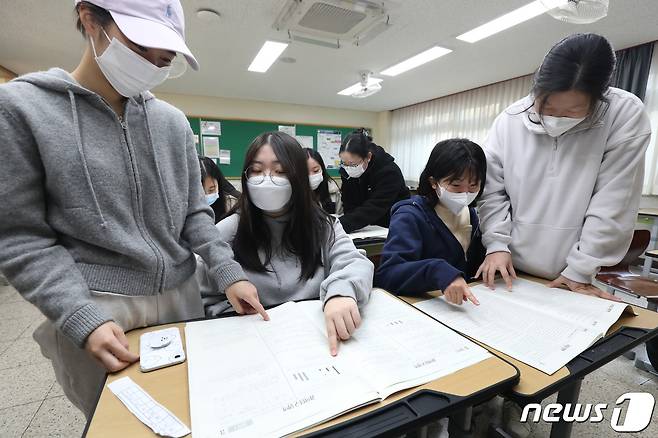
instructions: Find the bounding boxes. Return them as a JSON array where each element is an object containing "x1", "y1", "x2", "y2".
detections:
[
  {"x1": 0, "y1": 0, "x2": 257, "y2": 417},
  {"x1": 478, "y1": 33, "x2": 651, "y2": 299},
  {"x1": 198, "y1": 132, "x2": 374, "y2": 355},
  {"x1": 376, "y1": 139, "x2": 486, "y2": 305}
]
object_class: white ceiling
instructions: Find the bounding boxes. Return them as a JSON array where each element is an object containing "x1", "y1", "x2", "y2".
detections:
[{"x1": 1, "y1": 0, "x2": 658, "y2": 112}]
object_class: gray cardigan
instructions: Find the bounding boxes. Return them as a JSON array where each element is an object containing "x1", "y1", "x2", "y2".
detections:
[
  {"x1": 0, "y1": 69, "x2": 245, "y2": 346},
  {"x1": 199, "y1": 213, "x2": 374, "y2": 316}
]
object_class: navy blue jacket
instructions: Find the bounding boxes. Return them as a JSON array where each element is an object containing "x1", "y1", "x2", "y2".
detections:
[{"x1": 375, "y1": 195, "x2": 485, "y2": 295}]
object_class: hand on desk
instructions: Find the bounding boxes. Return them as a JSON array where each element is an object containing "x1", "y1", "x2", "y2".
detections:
[
  {"x1": 476, "y1": 251, "x2": 517, "y2": 290},
  {"x1": 444, "y1": 276, "x2": 480, "y2": 306},
  {"x1": 226, "y1": 280, "x2": 270, "y2": 320},
  {"x1": 324, "y1": 296, "x2": 361, "y2": 357},
  {"x1": 548, "y1": 275, "x2": 621, "y2": 302},
  {"x1": 85, "y1": 321, "x2": 139, "y2": 372}
]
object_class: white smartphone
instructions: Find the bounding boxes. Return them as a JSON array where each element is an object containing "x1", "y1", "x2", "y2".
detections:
[{"x1": 139, "y1": 327, "x2": 186, "y2": 372}]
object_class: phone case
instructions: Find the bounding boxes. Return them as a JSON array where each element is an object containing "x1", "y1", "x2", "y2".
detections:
[{"x1": 139, "y1": 327, "x2": 186, "y2": 372}]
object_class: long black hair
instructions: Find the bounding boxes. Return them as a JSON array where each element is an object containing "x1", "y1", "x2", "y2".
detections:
[
  {"x1": 233, "y1": 132, "x2": 334, "y2": 280},
  {"x1": 304, "y1": 148, "x2": 336, "y2": 214},
  {"x1": 531, "y1": 33, "x2": 615, "y2": 119},
  {"x1": 198, "y1": 156, "x2": 230, "y2": 223},
  {"x1": 339, "y1": 128, "x2": 375, "y2": 159},
  {"x1": 418, "y1": 138, "x2": 487, "y2": 206}
]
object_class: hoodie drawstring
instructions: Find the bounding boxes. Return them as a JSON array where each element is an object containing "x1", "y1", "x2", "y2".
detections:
[
  {"x1": 141, "y1": 101, "x2": 176, "y2": 234},
  {"x1": 68, "y1": 90, "x2": 107, "y2": 228}
]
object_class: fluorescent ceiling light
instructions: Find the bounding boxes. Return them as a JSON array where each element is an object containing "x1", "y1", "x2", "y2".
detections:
[
  {"x1": 248, "y1": 41, "x2": 289, "y2": 73},
  {"x1": 337, "y1": 77, "x2": 383, "y2": 96},
  {"x1": 380, "y1": 46, "x2": 452, "y2": 77},
  {"x1": 456, "y1": 1, "x2": 558, "y2": 43}
]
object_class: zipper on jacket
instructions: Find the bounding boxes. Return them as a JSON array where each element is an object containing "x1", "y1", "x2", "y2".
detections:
[
  {"x1": 549, "y1": 137, "x2": 559, "y2": 175},
  {"x1": 116, "y1": 110, "x2": 166, "y2": 294}
]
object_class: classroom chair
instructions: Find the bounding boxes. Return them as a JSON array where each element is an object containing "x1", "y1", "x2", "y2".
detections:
[
  {"x1": 596, "y1": 229, "x2": 658, "y2": 311},
  {"x1": 595, "y1": 229, "x2": 658, "y2": 375}
]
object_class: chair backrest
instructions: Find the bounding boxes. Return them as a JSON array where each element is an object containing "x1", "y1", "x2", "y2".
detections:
[{"x1": 604, "y1": 229, "x2": 651, "y2": 271}]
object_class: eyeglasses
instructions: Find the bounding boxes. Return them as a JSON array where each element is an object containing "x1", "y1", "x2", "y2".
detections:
[
  {"x1": 340, "y1": 160, "x2": 364, "y2": 168},
  {"x1": 245, "y1": 166, "x2": 289, "y2": 186}
]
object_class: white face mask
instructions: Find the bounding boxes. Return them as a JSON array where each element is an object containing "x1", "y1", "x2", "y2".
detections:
[
  {"x1": 540, "y1": 115, "x2": 586, "y2": 138},
  {"x1": 90, "y1": 29, "x2": 171, "y2": 98},
  {"x1": 436, "y1": 185, "x2": 478, "y2": 215},
  {"x1": 247, "y1": 176, "x2": 292, "y2": 212},
  {"x1": 342, "y1": 160, "x2": 367, "y2": 179},
  {"x1": 205, "y1": 193, "x2": 219, "y2": 205},
  {"x1": 309, "y1": 172, "x2": 324, "y2": 190}
]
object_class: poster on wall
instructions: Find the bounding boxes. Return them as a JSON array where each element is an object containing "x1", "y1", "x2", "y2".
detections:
[
  {"x1": 203, "y1": 136, "x2": 220, "y2": 158},
  {"x1": 219, "y1": 149, "x2": 231, "y2": 165},
  {"x1": 295, "y1": 135, "x2": 314, "y2": 149},
  {"x1": 317, "y1": 130, "x2": 342, "y2": 169},
  {"x1": 201, "y1": 120, "x2": 221, "y2": 136},
  {"x1": 278, "y1": 125, "x2": 296, "y2": 137}
]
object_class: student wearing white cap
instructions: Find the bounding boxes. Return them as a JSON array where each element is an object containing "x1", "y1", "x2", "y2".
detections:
[{"x1": 0, "y1": 0, "x2": 264, "y2": 417}]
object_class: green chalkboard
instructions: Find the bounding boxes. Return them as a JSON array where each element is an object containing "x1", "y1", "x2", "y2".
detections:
[{"x1": 187, "y1": 116, "x2": 364, "y2": 178}]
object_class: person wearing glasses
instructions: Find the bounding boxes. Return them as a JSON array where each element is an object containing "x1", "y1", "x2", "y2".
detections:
[
  {"x1": 338, "y1": 129, "x2": 410, "y2": 233},
  {"x1": 197, "y1": 131, "x2": 373, "y2": 356}
]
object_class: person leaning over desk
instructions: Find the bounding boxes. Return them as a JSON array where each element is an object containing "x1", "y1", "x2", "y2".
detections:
[{"x1": 0, "y1": 0, "x2": 258, "y2": 417}]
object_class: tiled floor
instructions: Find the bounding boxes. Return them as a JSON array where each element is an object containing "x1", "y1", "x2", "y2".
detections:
[
  {"x1": 0, "y1": 282, "x2": 657, "y2": 437},
  {"x1": 0, "y1": 284, "x2": 85, "y2": 438}
]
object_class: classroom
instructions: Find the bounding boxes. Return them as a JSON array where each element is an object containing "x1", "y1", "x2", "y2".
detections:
[{"x1": 1, "y1": 0, "x2": 658, "y2": 437}]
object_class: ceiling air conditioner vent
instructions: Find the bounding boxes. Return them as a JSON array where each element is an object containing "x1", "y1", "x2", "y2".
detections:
[{"x1": 274, "y1": 0, "x2": 392, "y2": 48}]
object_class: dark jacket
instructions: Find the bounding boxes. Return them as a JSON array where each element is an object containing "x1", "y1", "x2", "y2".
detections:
[
  {"x1": 375, "y1": 195, "x2": 485, "y2": 295},
  {"x1": 339, "y1": 145, "x2": 410, "y2": 233}
]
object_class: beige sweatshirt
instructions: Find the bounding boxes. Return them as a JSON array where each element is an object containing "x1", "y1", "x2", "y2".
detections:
[{"x1": 479, "y1": 88, "x2": 651, "y2": 283}]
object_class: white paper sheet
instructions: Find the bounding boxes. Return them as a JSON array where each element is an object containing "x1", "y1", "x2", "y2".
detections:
[
  {"x1": 219, "y1": 149, "x2": 231, "y2": 164},
  {"x1": 295, "y1": 135, "x2": 314, "y2": 149},
  {"x1": 317, "y1": 130, "x2": 342, "y2": 169},
  {"x1": 298, "y1": 289, "x2": 492, "y2": 399},
  {"x1": 414, "y1": 278, "x2": 632, "y2": 374},
  {"x1": 278, "y1": 125, "x2": 296, "y2": 137},
  {"x1": 200, "y1": 120, "x2": 221, "y2": 135},
  {"x1": 185, "y1": 290, "x2": 490, "y2": 438},
  {"x1": 348, "y1": 225, "x2": 388, "y2": 240},
  {"x1": 202, "y1": 137, "x2": 220, "y2": 158},
  {"x1": 108, "y1": 377, "x2": 190, "y2": 438}
]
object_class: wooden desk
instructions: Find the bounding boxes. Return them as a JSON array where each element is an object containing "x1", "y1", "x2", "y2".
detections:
[
  {"x1": 404, "y1": 277, "x2": 658, "y2": 438},
  {"x1": 85, "y1": 301, "x2": 519, "y2": 438}
]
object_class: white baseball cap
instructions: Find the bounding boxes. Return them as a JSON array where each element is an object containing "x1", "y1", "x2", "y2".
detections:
[{"x1": 74, "y1": 0, "x2": 199, "y2": 70}]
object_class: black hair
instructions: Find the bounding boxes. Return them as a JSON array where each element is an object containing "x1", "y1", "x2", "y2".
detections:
[
  {"x1": 75, "y1": 1, "x2": 113, "y2": 37},
  {"x1": 339, "y1": 128, "x2": 374, "y2": 159},
  {"x1": 531, "y1": 33, "x2": 615, "y2": 118},
  {"x1": 418, "y1": 138, "x2": 487, "y2": 206},
  {"x1": 199, "y1": 156, "x2": 230, "y2": 223},
  {"x1": 233, "y1": 132, "x2": 334, "y2": 280},
  {"x1": 304, "y1": 148, "x2": 336, "y2": 213}
]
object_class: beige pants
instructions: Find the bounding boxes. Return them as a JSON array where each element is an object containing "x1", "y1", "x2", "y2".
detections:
[{"x1": 33, "y1": 274, "x2": 204, "y2": 419}]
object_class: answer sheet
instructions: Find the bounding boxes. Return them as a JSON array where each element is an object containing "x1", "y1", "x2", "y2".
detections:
[
  {"x1": 348, "y1": 225, "x2": 389, "y2": 241},
  {"x1": 414, "y1": 278, "x2": 632, "y2": 374},
  {"x1": 185, "y1": 289, "x2": 490, "y2": 438}
]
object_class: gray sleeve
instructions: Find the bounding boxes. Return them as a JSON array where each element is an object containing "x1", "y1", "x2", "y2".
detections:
[
  {"x1": 0, "y1": 102, "x2": 111, "y2": 348},
  {"x1": 478, "y1": 114, "x2": 513, "y2": 254},
  {"x1": 320, "y1": 220, "x2": 374, "y2": 308},
  {"x1": 180, "y1": 129, "x2": 247, "y2": 292},
  {"x1": 563, "y1": 102, "x2": 651, "y2": 283}
]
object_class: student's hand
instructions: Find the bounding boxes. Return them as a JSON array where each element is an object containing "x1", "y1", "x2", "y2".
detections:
[
  {"x1": 324, "y1": 296, "x2": 361, "y2": 357},
  {"x1": 85, "y1": 321, "x2": 139, "y2": 373},
  {"x1": 443, "y1": 277, "x2": 480, "y2": 306},
  {"x1": 548, "y1": 275, "x2": 621, "y2": 302},
  {"x1": 226, "y1": 281, "x2": 270, "y2": 320},
  {"x1": 476, "y1": 251, "x2": 517, "y2": 290}
]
